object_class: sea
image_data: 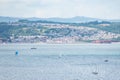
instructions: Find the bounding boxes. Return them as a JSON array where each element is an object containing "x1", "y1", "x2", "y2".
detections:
[{"x1": 0, "y1": 43, "x2": 120, "y2": 80}]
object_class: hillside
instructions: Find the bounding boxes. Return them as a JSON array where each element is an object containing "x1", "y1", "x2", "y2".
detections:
[{"x1": 0, "y1": 20, "x2": 120, "y2": 43}]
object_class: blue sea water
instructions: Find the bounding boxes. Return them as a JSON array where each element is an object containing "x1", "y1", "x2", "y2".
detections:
[{"x1": 0, "y1": 43, "x2": 120, "y2": 80}]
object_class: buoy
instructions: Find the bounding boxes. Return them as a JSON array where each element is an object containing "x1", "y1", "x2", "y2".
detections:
[{"x1": 15, "y1": 51, "x2": 19, "y2": 55}]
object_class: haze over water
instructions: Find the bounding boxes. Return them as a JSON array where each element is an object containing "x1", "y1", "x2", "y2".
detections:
[{"x1": 0, "y1": 43, "x2": 120, "y2": 56}]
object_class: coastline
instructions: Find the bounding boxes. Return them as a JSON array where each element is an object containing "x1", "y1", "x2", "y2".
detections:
[{"x1": 1, "y1": 41, "x2": 120, "y2": 45}]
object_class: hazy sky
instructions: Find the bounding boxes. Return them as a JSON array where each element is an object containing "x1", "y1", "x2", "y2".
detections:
[{"x1": 0, "y1": 0, "x2": 120, "y2": 19}]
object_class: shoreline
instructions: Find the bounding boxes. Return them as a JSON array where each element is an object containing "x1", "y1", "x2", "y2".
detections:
[{"x1": 0, "y1": 41, "x2": 120, "y2": 45}]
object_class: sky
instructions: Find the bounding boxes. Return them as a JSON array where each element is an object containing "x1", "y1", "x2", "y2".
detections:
[{"x1": 0, "y1": 0, "x2": 120, "y2": 19}]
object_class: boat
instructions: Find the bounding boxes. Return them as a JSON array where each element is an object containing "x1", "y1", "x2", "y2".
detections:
[{"x1": 31, "y1": 48, "x2": 37, "y2": 49}]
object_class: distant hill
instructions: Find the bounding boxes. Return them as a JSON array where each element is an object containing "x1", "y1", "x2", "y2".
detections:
[
  {"x1": 0, "y1": 19, "x2": 120, "y2": 43},
  {"x1": 27, "y1": 16, "x2": 102, "y2": 23},
  {"x1": 0, "y1": 16, "x2": 120, "y2": 23},
  {"x1": 0, "y1": 16, "x2": 20, "y2": 22}
]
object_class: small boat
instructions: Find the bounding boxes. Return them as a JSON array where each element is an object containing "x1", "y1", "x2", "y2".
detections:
[
  {"x1": 31, "y1": 48, "x2": 37, "y2": 49},
  {"x1": 104, "y1": 60, "x2": 108, "y2": 62},
  {"x1": 92, "y1": 72, "x2": 98, "y2": 75}
]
